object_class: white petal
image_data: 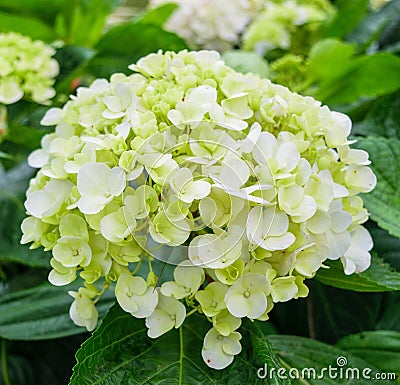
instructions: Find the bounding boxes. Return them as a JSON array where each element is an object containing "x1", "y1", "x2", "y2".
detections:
[{"x1": 107, "y1": 166, "x2": 126, "y2": 196}]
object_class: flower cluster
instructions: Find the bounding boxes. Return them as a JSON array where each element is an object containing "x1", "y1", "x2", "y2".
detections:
[
  {"x1": 0, "y1": 32, "x2": 59, "y2": 105},
  {"x1": 149, "y1": 0, "x2": 264, "y2": 50},
  {"x1": 243, "y1": 0, "x2": 334, "y2": 56},
  {"x1": 22, "y1": 50, "x2": 376, "y2": 369}
]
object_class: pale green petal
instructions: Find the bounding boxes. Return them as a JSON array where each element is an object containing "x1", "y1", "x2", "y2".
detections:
[{"x1": 271, "y1": 276, "x2": 298, "y2": 302}]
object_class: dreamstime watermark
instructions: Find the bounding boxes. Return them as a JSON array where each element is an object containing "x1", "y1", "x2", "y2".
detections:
[{"x1": 257, "y1": 356, "x2": 397, "y2": 381}]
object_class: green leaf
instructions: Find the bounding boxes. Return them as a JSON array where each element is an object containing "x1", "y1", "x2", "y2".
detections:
[
  {"x1": 246, "y1": 323, "x2": 292, "y2": 385},
  {"x1": 0, "y1": 245, "x2": 51, "y2": 269},
  {"x1": 307, "y1": 39, "x2": 355, "y2": 82},
  {"x1": 366, "y1": 223, "x2": 400, "y2": 270},
  {"x1": 0, "y1": 0, "x2": 66, "y2": 25},
  {"x1": 0, "y1": 281, "x2": 115, "y2": 340},
  {"x1": 54, "y1": 45, "x2": 96, "y2": 93},
  {"x1": 221, "y1": 51, "x2": 270, "y2": 78},
  {"x1": 376, "y1": 292, "x2": 400, "y2": 331},
  {"x1": 316, "y1": 256, "x2": 400, "y2": 292},
  {"x1": 352, "y1": 91, "x2": 400, "y2": 138},
  {"x1": 316, "y1": 54, "x2": 400, "y2": 104},
  {"x1": 337, "y1": 331, "x2": 400, "y2": 373},
  {"x1": 1, "y1": 353, "x2": 34, "y2": 385},
  {"x1": 322, "y1": 0, "x2": 369, "y2": 39},
  {"x1": 89, "y1": 23, "x2": 188, "y2": 78},
  {"x1": 348, "y1": 0, "x2": 400, "y2": 50},
  {"x1": 267, "y1": 334, "x2": 397, "y2": 384},
  {"x1": 135, "y1": 3, "x2": 178, "y2": 26},
  {"x1": 61, "y1": 0, "x2": 125, "y2": 47},
  {"x1": 0, "y1": 162, "x2": 52, "y2": 268},
  {"x1": 0, "y1": 11, "x2": 57, "y2": 42},
  {"x1": 354, "y1": 137, "x2": 400, "y2": 238},
  {"x1": 70, "y1": 304, "x2": 262, "y2": 385},
  {"x1": 310, "y1": 282, "x2": 382, "y2": 343},
  {"x1": 6, "y1": 123, "x2": 49, "y2": 150}
]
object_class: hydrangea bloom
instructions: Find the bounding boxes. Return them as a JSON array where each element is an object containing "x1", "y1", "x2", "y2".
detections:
[
  {"x1": 21, "y1": 49, "x2": 376, "y2": 369},
  {"x1": 0, "y1": 32, "x2": 59, "y2": 104},
  {"x1": 149, "y1": 0, "x2": 264, "y2": 50},
  {"x1": 243, "y1": 0, "x2": 334, "y2": 56}
]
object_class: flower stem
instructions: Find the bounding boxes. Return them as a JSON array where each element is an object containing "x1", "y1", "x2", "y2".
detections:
[
  {"x1": 1, "y1": 339, "x2": 11, "y2": 385},
  {"x1": 185, "y1": 306, "x2": 201, "y2": 318},
  {"x1": 178, "y1": 327, "x2": 183, "y2": 385},
  {"x1": 131, "y1": 258, "x2": 143, "y2": 275}
]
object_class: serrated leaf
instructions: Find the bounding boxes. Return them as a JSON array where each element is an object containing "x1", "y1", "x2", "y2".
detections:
[
  {"x1": 354, "y1": 137, "x2": 400, "y2": 238},
  {"x1": 246, "y1": 323, "x2": 291, "y2": 385},
  {"x1": 316, "y1": 256, "x2": 400, "y2": 292},
  {"x1": 0, "y1": 281, "x2": 114, "y2": 340},
  {"x1": 222, "y1": 50, "x2": 270, "y2": 78},
  {"x1": 267, "y1": 335, "x2": 397, "y2": 384},
  {"x1": 70, "y1": 304, "x2": 262, "y2": 385},
  {"x1": 337, "y1": 331, "x2": 400, "y2": 373}
]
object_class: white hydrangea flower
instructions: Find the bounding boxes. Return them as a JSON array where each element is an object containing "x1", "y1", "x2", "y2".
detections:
[
  {"x1": 24, "y1": 179, "x2": 73, "y2": 220},
  {"x1": 212, "y1": 310, "x2": 241, "y2": 336},
  {"x1": 225, "y1": 273, "x2": 271, "y2": 319},
  {"x1": 202, "y1": 327, "x2": 242, "y2": 369},
  {"x1": 189, "y1": 229, "x2": 242, "y2": 268},
  {"x1": 21, "y1": 49, "x2": 377, "y2": 369},
  {"x1": 341, "y1": 225, "x2": 373, "y2": 275},
  {"x1": 68, "y1": 288, "x2": 98, "y2": 331},
  {"x1": 243, "y1": 0, "x2": 334, "y2": 56},
  {"x1": 247, "y1": 206, "x2": 295, "y2": 251},
  {"x1": 161, "y1": 262, "x2": 205, "y2": 299},
  {"x1": 146, "y1": 290, "x2": 186, "y2": 338},
  {"x1": 195, "y1": 282, "x2": 228, "y2": 317},
  {"x1": 115, "y1": 274, "x2": 158, "y2": 318},
  {"x1": 149, "y1": 0, "x2": 263, "y2": 50},
  {"x1": 77, "y1": 163, "x2": 126, "y2": 214},
  {"x1": 0, "y1": 32, "x2": 58, "y2": 104},
  {"x1": 169, "y1": 167, "x2": 211, "y2": 204}
]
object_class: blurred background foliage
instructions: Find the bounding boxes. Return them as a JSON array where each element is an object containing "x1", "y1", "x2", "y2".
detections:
[{"x1": 0, "y1": 0, "x2": 400, "y2": 384}]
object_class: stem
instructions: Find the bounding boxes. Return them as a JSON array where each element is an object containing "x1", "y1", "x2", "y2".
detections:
[
  {"x1": 307, "y1": 284, "x2": 316, "y2": 340},
  {"x1": 93, "y1": 282, "x2": 110, "y2": 304},
  {"x1": 147, "y1": 255, "x2": 153, "y2": 273},
  {"x1": 178, "y1": 327, "x2": 183, "y2": 385},
  {"x1": 185, "y1": 306, "x2": 200, "y2": 318},
  {"x1": 131, "y1": 258, "x2": 143, "y2": 275},
  {"x1": 1, "y1": 339, "x2": 11, "y2": 385}
]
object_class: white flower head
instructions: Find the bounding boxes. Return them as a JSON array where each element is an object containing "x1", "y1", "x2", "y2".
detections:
[
  {"x1": 0, "y1": 32, "x2": 59, "y2": 105},
  {"x1": 20, "y1": 48, "x2": 377, "y2": 370}
]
